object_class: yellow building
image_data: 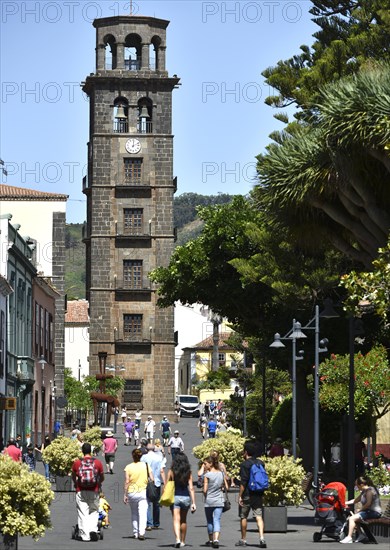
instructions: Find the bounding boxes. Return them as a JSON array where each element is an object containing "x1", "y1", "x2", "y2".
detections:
[{"x1": 179, "y1": 331, "x2": 244, "y2": 394}]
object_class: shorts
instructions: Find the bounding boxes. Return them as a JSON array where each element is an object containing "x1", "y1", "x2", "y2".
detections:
[
  {"x1": 239, "y1": 494, "x2": 263, "y2": 519},
  {"x1": 172, "y1": 495, "x2": 191, "y2": 510},
  {"x1": 104, "y1": 454, "x2": 115, "y2": 464},
  {"x1": 163, "y1": 431, "x2": 170, "y2": 439},
  {"x1": 358, "y1": 510, "x2": 381, "y2": 521}
]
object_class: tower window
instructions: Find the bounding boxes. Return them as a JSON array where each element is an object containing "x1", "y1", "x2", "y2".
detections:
[
  {"x1": 124, "y1": 208, "x2": 143, "y2": 234},
  {"x1": 123, "y1": 314, "x2": 142, "y2": 340},
  {"x1": 124, "y1": 158, "x2": 142, "y2": 183},
  {"x1": 123, "y1": 260, "x2": 142, "y2": 289},
  {"x1": 137, "y1": 98, "x2": 153, "y2": 134},
  {"x1": 114, "y1": 97, "x2": 129, "y2": 133}
]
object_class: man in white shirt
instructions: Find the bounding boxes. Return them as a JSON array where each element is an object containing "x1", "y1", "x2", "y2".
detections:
[
  {"x1": 144, "y1": 415, "x2": 156, "y2": 443},
  {"x1": 141, "y1": 444, "x2": 166, "y2": 529},
  {"x1": 167, "y1": 430, "x2": 184, "y2": 461}
]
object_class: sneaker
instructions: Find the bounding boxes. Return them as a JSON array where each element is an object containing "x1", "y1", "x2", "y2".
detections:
[
  {"x1": 260, "y1": 539, "x2": 267, "y2": 548},
  {"x1": 89, "y1": 532, "x2": 98, "y2": 542},
  {"x1": 340, "y1": 536, "x2": 353, "y2": 544},
  {"x1": 145, "y1": 527, "x2": 152, "y2": 531},
  {"x1": 138, "y1": 535, "x2": 145, "y2": 540},
  {"x1": 235, "y1": 541, "x2": 247, "y2": 547},
  {"x1": 175, "y1": 542, "x2": 181, "y2": 548},
  {"x1": 354, "y1": 533, "x2": 367, "y2": 543},
  {"x1": 213, "y1": 542, "x2": 219, "y2": 548},
  {"x1": 205, "y1": 542, "x2": 212, "y2": 547}
]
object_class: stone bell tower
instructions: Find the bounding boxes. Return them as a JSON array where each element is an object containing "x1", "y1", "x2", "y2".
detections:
[{"x1": 82, "y1": 14, "x2": 179, "y2": 414}]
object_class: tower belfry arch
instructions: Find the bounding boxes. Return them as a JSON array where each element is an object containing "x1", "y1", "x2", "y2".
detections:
[{"x1": 82, "y1": 11, "x2": 180, "y2": 414}]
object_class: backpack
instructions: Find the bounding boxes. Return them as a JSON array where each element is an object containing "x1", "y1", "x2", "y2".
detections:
[
  {"x1": 78, "y1": 457, "x2": 98, "y2": 487},
  {"x1": 248, "y1": 461, "x2": 269, "y2": 493}
]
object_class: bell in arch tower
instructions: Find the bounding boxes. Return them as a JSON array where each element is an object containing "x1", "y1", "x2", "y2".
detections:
[{"x1": 82, "y1": 13, "x2": 180, "y2": 414}]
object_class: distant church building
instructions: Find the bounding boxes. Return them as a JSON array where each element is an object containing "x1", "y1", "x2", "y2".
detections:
[{"x1": 82, "y1": 14, "x2": 179, "y2": 412}]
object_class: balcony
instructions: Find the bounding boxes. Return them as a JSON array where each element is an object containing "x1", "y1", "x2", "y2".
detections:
[
  {"x1": 115, "y1": 223, "x2": 152, "y2": 248},
  {"x1": 136, "y1": 121, "x2": 153, "y2": 134},
  {"x1": 114, "y1": 278, "x2": 152, "y2": 302},
  {"x1": 114, "y1": 120, "x2": 129, "y2": 133},
  {"x1": 16, "y1": 357, "x2": 35, "y2": 385},
  {"x1": 114, "y1": 331, "x2": 152, "y2": 354}
]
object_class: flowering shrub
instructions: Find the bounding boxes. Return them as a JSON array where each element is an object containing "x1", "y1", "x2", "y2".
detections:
[
  {"x1": 42, "y1": 436, "x2": 82, "y2": 476},
  {"x1": 83, "y1": 426, "x2": 103, "y2": 453},
  {"x1": 0, "y1": 455, "x2": 54, "y2": 538},
  {"x1": 262, "y1": 455, "x2": 306, "y2": 507},
  {"x1": 368, "y1": 459, "x2": 390, "y2": 493},
  {"x1": 193, "y1": 431, "x2": 245, "y2": 479}
]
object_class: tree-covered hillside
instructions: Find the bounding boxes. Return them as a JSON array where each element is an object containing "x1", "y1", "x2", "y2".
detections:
[{"x1": 65, "y1": 193, "x2": 234, "y2": 299}]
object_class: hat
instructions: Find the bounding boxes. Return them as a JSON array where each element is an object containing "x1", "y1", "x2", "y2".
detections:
[
  {"x1": 141, "y1": 437, "x2": 148, "y2": 445},
  {"x1": 106, "y1": 431, "x2": 114, "y2": 437},
  {"x1": 148, "y1": 415, "x2": 152, "y2": 419},
  {"x1": 174, "y1": 430, "x2": 179, "y2": 435},
  {"x1": 163, "y1": 415, "x2": 167, "y2": 420},
  {"x1": 275, "y1": 437, "x2": 283, "y2": 443}
]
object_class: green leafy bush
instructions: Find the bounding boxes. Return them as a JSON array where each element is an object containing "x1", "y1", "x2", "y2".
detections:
[
  {"x1": 262, "y1": 455, "x2": 306, "y2": 506},
  {"x1": 0, "y1": 455, "x2": 54, "y2": 539},
  {"x1": 193, "y1": 432, "x2": 245, "y2": 479},
  {"x1": 42, "y1": 436, "x2": 82, "y2": 476},
  {"x1": 83, "y1": 426, "x2": 103, "y2": 453}
]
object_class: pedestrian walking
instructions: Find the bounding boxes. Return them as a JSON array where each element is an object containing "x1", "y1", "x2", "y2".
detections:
[
  {"x1": 22, "y1": 444, "x2": 36, "y2": 471},
  {"x1": 160, "y1": 415, "x2": 172, "y2": 446},
  {"x1": 203, "y1": 454, "x2": 229, "y2": 548},
  {"x1": 35, "y1": 435, "x2": 51, "y2": 479},
  {"x1": 144, "y1": 415, "x2": 156, "y2": 443},
  {"x1": 123, "y1": 447, "x2": 152, "y2": 540},
  {"x1": 71, "y1": 442, "x2": 105, "y2": 542},
  {"x1": 167, "y1": 452, "x2": 196, "y2": 547},
  {"x1": 198, "y1": 414, "x2": 207, "y2": 438},
  {"x1": 124, "y1": 417, "x2": 135, "y2": 446},
  {"x1": 3, "y1": 438, "x2": 22, "y2": 462},
  {"x1": 204, "y1": 401, "x2": 210, "y2": 419},
  {"x1": 135, "y1": 408, "x2": 142, "y2": 430},
  {"x1": 235, "y1": 441, "x2": 267, "y2": 548},
  {"x1": 121, "y1": 406, "x2": 127, "y2": 434},
  {"x1": 102, "y1": 430, "x2": 118, "y2": 474},
  {"x1": 141, "y1": 443, "x2": 166, "y2": 530},
  {"x1": 168, "y1": 430, "x2": 184, "y2": 461},
  {"x1": 174, "y1": 400, "x2": 181, "y2": 422},
  {"x1": 207, "y1": 417, "x2": 217, "y2": 438}
]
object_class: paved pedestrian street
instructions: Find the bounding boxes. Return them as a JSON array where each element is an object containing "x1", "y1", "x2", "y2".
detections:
[{"x1": 19, "y1": 417, "x2": 387, "y2": 550}]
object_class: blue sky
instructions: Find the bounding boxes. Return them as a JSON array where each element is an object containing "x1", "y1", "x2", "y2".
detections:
[{"x1": 0, "y1": 1, "x2": 316, "y2": 223}]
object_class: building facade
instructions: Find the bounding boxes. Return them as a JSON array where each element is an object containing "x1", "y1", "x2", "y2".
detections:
[
  {"x1": 82, "y1": 15, "x2": 179, "y2": 413},
  {"x1": 64, "y1": 299, "x2": 90, "y2": 381}
]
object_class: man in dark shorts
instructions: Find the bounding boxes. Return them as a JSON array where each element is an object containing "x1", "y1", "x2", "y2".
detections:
[{"x1": 235, "y1": 441, "x2": 267, "y2": 548}]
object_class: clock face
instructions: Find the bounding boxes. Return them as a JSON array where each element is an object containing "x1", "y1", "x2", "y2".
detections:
[{"x1": 125, "y1": 138, "x2": 141, "y2": 154}]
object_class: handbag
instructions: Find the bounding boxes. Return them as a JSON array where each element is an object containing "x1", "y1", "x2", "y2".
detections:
[
  {"x1": 160, "y1": 479, "x2": 175, "y2": 507},
  {"x1": 146, "y1": 464, "x2": 159, "y2": 503},
  {"x1": 222, "y1": 492, "x2": 231, "y2": 513},
  {"x1": 222, "y1": 478, "x2": 231, "y2": 513}
]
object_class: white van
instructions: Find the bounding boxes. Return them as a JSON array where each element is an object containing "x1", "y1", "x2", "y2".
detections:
[{"x1": 177, "y1": 394, "x2": 201, "y2": 417}]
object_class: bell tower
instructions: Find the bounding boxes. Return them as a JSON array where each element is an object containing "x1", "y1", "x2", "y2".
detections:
[{"x1": 82, "y1": 14, "x2": 179, "y2": 413}]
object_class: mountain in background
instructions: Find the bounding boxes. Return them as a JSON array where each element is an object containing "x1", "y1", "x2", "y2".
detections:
[{"x1": 65, "y1": 193, "x2": 234, "y2": 299}]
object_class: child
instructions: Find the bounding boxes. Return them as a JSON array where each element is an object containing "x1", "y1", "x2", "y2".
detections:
[
  {"x1": 133, "y1": 425, "x2": 140, "y2": 446},
  {"x1": 99, "y1": 492, "x2": 112, "y2": 528},
  {"x1": 22, "y1": 445, "x2": 36, "y2": 471}
]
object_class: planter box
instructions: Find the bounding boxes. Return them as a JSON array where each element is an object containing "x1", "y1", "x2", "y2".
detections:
[
  {"x1": 55, "y1": 475, "x2": 74, "y2": 492},
  {"x1": 263, "y1": 506, "x2": 287, "y2": 532},
  {"x1": 0, "y1": 533, "x2": 18, "y2": 550}
]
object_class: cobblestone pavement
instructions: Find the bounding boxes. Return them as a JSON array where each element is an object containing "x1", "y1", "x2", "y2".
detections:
[{"x1": 19, "y1": 417, "x2": 387, "y2": 549}]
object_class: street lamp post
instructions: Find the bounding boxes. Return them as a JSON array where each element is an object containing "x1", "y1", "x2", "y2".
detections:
[{"x1": 270, "y1": 321, "x2": 306, "y2": 459}]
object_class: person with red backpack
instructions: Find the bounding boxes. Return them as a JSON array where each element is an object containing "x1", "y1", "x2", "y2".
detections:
[{"x1": 72, "y1": 442, "x2": 105, "y2": 542}]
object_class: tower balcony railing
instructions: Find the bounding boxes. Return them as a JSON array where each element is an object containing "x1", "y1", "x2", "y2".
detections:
[
  {"x1": 115, "y1": 278, "x2": 151, "y2": 290},
  {"x1": 121, "y1": 178, "x2": 150, "y2": 187},
  {"x1": 116, "y1": 222, "x2": 151, "y2": 236},
  {"x1": 114, "y1": 120, "x2": 129, "y2": 133},
  {"x1": 137, "y1": 121, "x2": 153, "y2": 134},
  {"x1": 125, "y1": 59, "x2": 141, "y2": 71},
  {"x1": 116, "y1": 331, "x2": 151, "y2": 343}
]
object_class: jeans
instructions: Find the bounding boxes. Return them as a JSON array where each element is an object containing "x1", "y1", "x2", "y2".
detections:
[
  {"x1": 43, "y1": 461, "x2": 50, "y2": 480},
  {"x1": 128, "y1": 490, "x2": 148, "y2": 537},
  {"x1": 147, "y1": 485, "x2": 161, "y2": 527},
  {"x1": 205, "y1": 506, "x2": 223, "y2": 535}
]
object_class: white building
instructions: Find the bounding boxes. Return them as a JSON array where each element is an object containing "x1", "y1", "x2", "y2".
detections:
[{"x1": 64, "y1": 300, "x2": 89, "y2": 381}]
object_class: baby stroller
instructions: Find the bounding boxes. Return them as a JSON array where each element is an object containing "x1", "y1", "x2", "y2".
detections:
[{"x1": 313, "y1": 481, "x2": 348, "y2": 542}]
